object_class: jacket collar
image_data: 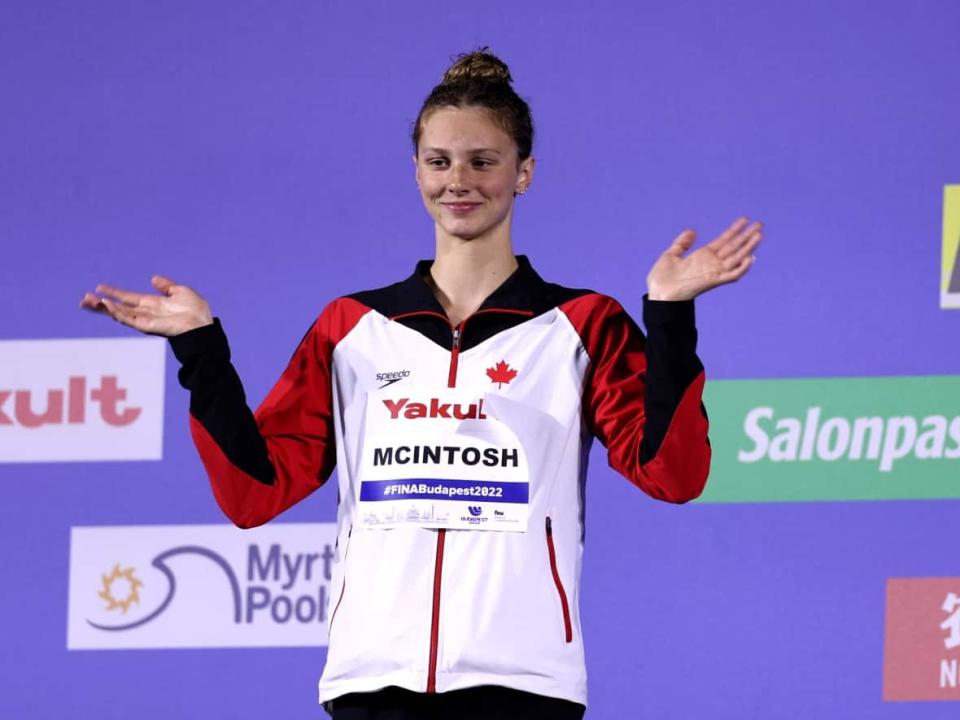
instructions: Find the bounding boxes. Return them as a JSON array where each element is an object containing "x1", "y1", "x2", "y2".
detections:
[{"x1": 399, "y1": 255, "x2": 547, "y2": 315}]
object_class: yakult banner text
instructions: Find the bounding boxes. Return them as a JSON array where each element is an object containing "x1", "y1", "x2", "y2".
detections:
[
  {"x1": 0, "y1": 337, "x2": 165, "y2": 463},
  {"x1": 68, "y1": 523, "x2": 338, "y2": 649},
  {"x1": 700, "y1": 375, "x2": 960, "y2": 503}
]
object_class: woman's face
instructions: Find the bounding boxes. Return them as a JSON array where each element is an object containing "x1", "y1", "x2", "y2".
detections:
[{"x1": 415, "y1": 106, "x2": 534, "y2": 243}]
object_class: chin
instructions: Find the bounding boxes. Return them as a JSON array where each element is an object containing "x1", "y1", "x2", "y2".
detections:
[
  {"x1": 446, "y1": 231, "x2": 484, "y2": 243},
  {"x1": 440, "y1": 216, "x2": 511, "y2": 243},
  {"x1": 440, "y1": 222, "x2": 490, "y2": 242}
]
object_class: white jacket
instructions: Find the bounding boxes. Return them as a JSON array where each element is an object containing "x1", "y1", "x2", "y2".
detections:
[{"x1": 168, "y1": 256, "x2": 710, "y2": 708}]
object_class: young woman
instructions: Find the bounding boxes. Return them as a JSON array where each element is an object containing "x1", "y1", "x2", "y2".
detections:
[{"x1": 81, "y1": 50, "x2": 761, "y2": 720}]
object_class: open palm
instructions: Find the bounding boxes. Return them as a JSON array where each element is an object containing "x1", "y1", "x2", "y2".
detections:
[
  {"x1": 80, "y1": 275, "x2": 213, "y2": 337},
  {"x1": 647, "y1": 217, "x2": 763, "y2": 301}
]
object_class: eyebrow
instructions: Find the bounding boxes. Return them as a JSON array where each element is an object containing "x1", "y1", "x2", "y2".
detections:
[{"x1": 422, "y1": 147, "x2": 503, "y2": 155}]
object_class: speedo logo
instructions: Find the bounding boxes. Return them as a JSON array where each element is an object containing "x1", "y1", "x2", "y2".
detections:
[
  {"x1": 738, "y1": 406, "x2": 960, "y2": 472},
  {"x1": 376, "y1": 370, "x2": 410, "y2": 389},
  {"x1": 383, "y1": 397, "x2": 487, "y2": 420}
]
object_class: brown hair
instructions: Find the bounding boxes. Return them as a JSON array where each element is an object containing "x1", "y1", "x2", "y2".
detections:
[{"x1": 412, "y1": 48, "x2": 534, "y2": 161}]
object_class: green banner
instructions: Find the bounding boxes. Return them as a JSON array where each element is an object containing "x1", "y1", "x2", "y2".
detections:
[{"x1": 698, "y1": 375, "x2": 960, "y2": 503}]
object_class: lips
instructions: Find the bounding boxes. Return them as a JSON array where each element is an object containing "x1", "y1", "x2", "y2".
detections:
[{"x1": 441, "y1": 202, "x2": 482, "y2": 213}]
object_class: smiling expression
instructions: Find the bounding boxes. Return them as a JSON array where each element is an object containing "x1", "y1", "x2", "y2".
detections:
[{"x1": 415, "y1": 106, "x2": 534, "y2": 243}]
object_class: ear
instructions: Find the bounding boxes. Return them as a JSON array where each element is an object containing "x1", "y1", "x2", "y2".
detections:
[
  {"x1": 413, "y1": 155, "x2": 421, "y2": 188},
  {"x1": 516, "y1": 156, "x2": 536, "y2": 194}
]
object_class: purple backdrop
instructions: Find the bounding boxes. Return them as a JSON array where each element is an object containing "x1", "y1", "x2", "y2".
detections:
[{"x1": 2, "y1": 0, "x2": 959, "y2": 717}]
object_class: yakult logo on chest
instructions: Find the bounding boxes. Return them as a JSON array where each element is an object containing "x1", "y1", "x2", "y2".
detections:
[
  {"x1": 0, "y1": 337, "x2": 165, "y2": 462},
  {"x1": 383, "y1": 397, "x2": 487, "y2": 420}
]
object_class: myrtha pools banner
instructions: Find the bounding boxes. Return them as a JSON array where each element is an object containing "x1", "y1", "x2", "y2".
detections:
[{"x1": 68, "y1": 523, "x2": 338, "y2": 649}]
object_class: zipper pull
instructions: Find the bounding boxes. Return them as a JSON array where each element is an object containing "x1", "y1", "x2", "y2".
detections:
[{"x1": 452, "y1": 326, "x2": 461, "y2": 349}]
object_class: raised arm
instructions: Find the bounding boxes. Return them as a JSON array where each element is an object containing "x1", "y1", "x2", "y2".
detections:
[
  {"x1": 563, "y1": 217, "x2": 762, "y2": 502},
  {"x1": 564, "y1": 293, "x2": 709, "y2": 502},
  {"x1": 80, "y1": 277, "x2": 355, "y2": 527},
  {"x1": 168, "y1": 312, "x2": 341, "y2": 528}
]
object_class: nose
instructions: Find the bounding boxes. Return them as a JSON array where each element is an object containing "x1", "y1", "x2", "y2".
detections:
[{"x1": 447, "y1": 164, "x2": 468, "y2": 195}]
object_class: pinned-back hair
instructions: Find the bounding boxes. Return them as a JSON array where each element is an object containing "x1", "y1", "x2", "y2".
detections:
[{"x1": 412, "y1": 48, "x2": 534, "y2": 161}]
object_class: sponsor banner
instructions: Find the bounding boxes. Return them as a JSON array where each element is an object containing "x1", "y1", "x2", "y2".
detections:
[
  {"x1": 941, "y1": 184, "x2": 960, "y2": 309},
  {"x1": 68, "y1": 523, "x2": 337, "y2": 649},
  {"x1": 700, "y1": 375, "x2": 960, "y2": 503},
  {"x1": 884, "y1": 578, "x2": 960, "y2": 701},
  {"x1": 0, "y1": 337, "x2": 165, "y2": 462}
]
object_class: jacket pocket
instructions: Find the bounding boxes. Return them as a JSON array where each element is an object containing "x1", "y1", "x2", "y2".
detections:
[
  {"x1": 328, "y1": 524, "x2": 352, "y2": 633},
  {"x1": 545, "y1": 516, "x2": 573, "y2": 643}
]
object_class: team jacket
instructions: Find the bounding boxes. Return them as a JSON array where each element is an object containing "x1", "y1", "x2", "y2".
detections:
[{"x1": 168, "y1": 255, "x2": 711, "y2": 708}]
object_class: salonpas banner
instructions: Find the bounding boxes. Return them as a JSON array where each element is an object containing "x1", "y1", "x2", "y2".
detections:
[{"x1": 700, "y1": 375, "x2": 960, "y2": 503}]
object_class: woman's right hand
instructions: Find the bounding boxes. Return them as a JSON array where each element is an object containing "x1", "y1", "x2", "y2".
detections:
[{"x1": 80, "y1": 275, "x2": 214, "y2": 337}]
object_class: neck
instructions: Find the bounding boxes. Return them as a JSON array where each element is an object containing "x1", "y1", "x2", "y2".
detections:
[{"x1": 429, "y1": 231, "x2": 517, "y2": 326}]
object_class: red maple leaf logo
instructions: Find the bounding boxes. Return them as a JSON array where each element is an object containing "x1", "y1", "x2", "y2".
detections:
[{"x1": 486, "y1": 360, "x2": 518, "y2": 388}]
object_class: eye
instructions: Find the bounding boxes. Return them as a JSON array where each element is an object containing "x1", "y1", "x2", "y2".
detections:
[
  {"x1": 426, "y1": 157, "x2": 449, "y2": 168},
  {"x1": 471, "y1": 158, "x2": 495, "y2": 168}
]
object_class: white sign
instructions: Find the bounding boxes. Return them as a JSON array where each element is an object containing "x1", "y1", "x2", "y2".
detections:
[
  {"x1": 0, "y1": 337, "x2": 165, "y2": 462},
  {"x1": 357, "y1": 388, "x2": 530, "y2": 531},
  {"x1": 68, "y1": 523, "x2": 338, "y2": 649}
]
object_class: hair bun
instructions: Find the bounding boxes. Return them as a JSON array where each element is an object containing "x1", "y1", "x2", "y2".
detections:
[{"x1": 441, "y1": 48, "x2": 512, "y2": 85}]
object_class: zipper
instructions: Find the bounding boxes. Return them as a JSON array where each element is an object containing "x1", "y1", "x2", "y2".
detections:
[
  {"x1": 426, "y1": 526, "x2": 447, "y2": 693},
  {"x1": 427, "y1": 321, "x2": 460, "y2": 694},
  {"x1": 545, "y1": 516, "x2": 573, "y2": 643},
  {"x1": 399, "y1": 307, "x2": 532, "y2": 693},
  {"x1": 447, "y1": 325, "x2": 461, "y2": 386}
]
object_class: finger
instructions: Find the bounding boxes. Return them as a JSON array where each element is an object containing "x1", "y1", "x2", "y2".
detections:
[
  {"x1": 708, "y1": 217, "x2": 750, "y2": 248},
  {"x1": 80, "y1": 292, "x2": 107, "y2": 311},
  {"x1": 95, "y1": 284, "x2": 148, "y2": 308},
  {"x1": 101, "y1": 296, "x2": 158, "y2": 321},
  {"x1": 721, "y1": 231, "x2": 762, "y2": 270},
  {"x1": 99, "y1": 297, "x2": 134, "y2": 325},
  {"x1": 101, "y1": 298, "x2": 161, "y2": 332},
  {"x1": 151, "y1": 275, "x2": 177, "y2": 295},
  {"x1": 81, "y1": 292, "x2": 149, "y2": 317},
  {"x1": 665, "y1": 229, "x2": 697, "y2": 257},
  {"x1": 718, "y1": 250, "x2": 758, "y2": 284},
  {"x1": 716, "y1": 222, "x2": 762, "y2": 259}
]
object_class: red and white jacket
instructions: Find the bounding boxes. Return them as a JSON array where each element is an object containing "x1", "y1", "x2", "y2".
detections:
[{"x1": 169, "y1": 255, "x2": 711, "y2": 708}]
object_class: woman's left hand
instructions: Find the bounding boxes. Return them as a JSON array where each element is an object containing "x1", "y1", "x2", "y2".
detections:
[{"x1": 646, "y1": 217, "x2": 763, "y2": 301}]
